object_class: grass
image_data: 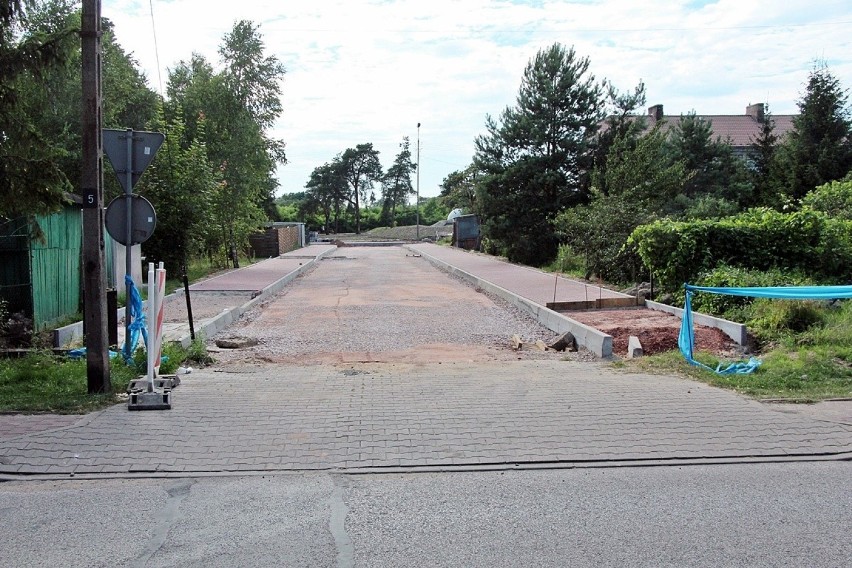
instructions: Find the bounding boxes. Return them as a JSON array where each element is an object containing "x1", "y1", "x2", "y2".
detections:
[
  {"x1": 0, "y1": 339, "x2": 212, "y2": 414},
  {"x1": 624, "y1": 300, "x2": 852, "y2": 401}
]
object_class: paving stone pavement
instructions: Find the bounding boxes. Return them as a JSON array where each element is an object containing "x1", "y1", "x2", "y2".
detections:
[{"x1": 1, "y1": 360, "x2": 850, "y2": 476}]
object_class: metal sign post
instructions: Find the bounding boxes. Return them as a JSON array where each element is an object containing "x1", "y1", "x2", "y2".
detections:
[
  {"x1": 102, "y1": 128, "x2": 167, "y2": 411},
  {"x1": 102, "y1": 128, "x2": 164, "y2": 365}
]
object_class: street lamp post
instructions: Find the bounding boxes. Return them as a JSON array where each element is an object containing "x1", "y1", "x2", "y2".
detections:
[{"x1": 416, "y1": 122, "x2": 420, "y2": 240}]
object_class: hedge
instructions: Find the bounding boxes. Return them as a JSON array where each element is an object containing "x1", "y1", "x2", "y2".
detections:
[{"x1": 627, "y1": 208, "x2": 852, "y2": 292}]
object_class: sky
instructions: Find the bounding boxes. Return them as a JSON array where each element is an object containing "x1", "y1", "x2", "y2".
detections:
[{"x1": 105, "y1": 0, "x2": 852, "y2": 199}]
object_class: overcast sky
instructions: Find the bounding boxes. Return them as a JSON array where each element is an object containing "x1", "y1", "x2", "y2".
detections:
[{"x1": 105, "y1": 0, "x2": 852, "y2": 199}]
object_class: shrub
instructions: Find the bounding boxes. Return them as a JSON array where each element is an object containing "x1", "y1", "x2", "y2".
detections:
[
  {"x1": 690, "y1": 265, "x2": 814, "y2": 316},
  {"x1": 748, "y1": 299, "x2": 826, "y2": 342},
  {"x1": 628, "y1": 208, "x2": 852, "y2": 292},
  {"x1": 802, "y1": 179, "x2": 852, "y2": 220}
]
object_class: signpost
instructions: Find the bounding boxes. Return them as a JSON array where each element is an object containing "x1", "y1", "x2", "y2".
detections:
[{"x1": 102, "y1": 128, "x2": 167, "y2": 410}]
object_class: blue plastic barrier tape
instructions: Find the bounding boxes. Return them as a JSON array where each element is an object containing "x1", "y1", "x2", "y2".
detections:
[
  {"x1": 679, "y1": 284, "x2": 852, "y2": 374},
  {"x1": 684, "y1": 284, "x2": 852, "y2": 300},
  {"x1": 67, "y1": 348, "x2": 119, "y2": 360}
]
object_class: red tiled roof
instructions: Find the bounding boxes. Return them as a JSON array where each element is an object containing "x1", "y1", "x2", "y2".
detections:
[{"x1": 648, "y1": 114, "x2": 796, "y2": 147}]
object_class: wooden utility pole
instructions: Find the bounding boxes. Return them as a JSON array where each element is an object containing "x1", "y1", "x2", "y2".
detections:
[{"x1": 81, "y1": 0, "x2": 110, "y2": 393}]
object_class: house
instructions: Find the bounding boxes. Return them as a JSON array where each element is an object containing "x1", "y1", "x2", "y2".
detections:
[{"x1": 643, "y1": 102, "x2": 797, "y2": 159}]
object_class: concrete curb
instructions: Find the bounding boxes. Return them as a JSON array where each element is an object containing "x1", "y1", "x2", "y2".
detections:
[
  {"x1": 52, "y1": 246, "x2": 338, "y2": 349},
  {"x1": 408, "y1": 245, "x2": 613, "y2": 357},
  {"x1": 645, "y1": 299, "x2": 748, "y2": 345},
  {"x1": 173, "y1": 245, "x2": 338, "y2": 348}
]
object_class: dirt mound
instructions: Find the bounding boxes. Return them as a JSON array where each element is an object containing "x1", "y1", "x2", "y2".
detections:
[{"x1": 567, "y1": 308, "x2": 737, "y2": 357}]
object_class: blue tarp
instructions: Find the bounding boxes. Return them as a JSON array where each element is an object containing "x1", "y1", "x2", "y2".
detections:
[
  {"x1": 679, "y1": 284, "x2": 852, "y2": 374},
  {"x1": 123, "y1": 275, "x2": 148, "y2": 364}
]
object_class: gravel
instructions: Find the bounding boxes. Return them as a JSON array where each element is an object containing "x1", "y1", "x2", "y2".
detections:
[{"x1": 206, "y1": 247, "x2": 592, "y2": 365}]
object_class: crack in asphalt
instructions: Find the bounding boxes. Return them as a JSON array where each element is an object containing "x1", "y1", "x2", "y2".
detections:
[
  {"x1": 131, "y1": 478, "x2": 196, "y2": 568},
  {"x1": 329, "y1": 475, "x2": 354, "y2": 568}
]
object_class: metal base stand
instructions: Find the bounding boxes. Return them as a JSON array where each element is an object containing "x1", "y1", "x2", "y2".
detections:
[{"x1": 128, "y1": 388, "x2": 172, "y2": 410}]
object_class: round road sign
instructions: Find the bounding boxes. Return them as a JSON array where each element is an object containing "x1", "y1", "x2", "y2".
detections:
[{"x1": 105, "y1": 194, "x2": 157, "y2": 245}]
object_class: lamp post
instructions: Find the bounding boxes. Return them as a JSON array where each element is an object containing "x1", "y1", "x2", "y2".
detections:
[{"x1": 416, "y1": 122, "x2": 420, "y2": 240}]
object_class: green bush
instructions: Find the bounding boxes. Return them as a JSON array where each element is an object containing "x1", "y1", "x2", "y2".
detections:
[
  {"x1": 802, "y1": 179, "x2": 852, "y2": 220},
  {"x1": 547, "y1": 244, "x2": 586, "y2": 277},
  {"x1": 628, "y1": 208, "x2": 852, "y2": 292},
  {"x1": 690, "y1": 265, "x2": 814, "y2": 316},
  {"x1": 748, "y1": 299, "x2": 826, "y2": 341}
]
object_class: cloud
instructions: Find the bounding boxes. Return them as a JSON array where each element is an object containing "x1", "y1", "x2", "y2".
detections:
[{"x1": 105, "y1": 0, "x2": 852, "y2": 197}]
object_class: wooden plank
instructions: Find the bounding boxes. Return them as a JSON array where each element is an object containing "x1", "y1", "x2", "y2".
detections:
[
  {"x1": 546, "y1": 300, "x2": 596, "y2": 311},
  {"x1": 596, "y1": 297, "x2": 644, "y2": 309}
]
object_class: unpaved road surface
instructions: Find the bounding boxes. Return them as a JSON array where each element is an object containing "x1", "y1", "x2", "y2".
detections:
[{"x1": 210, "y1": 246, "x2": 578, "y2": 366}]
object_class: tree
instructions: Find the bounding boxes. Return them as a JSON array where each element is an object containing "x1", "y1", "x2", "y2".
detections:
[
  {"x1": 590, "y1": 81, "x2": 647, "y2": 197},
  {"x1": 783, "y1": 62, "x2": 852, "y2": 200},
  {"x1": 557, "y1": 124, "x2": 687, "y2": 281},
  {"x1": 305, "y1": 161, "x2": 349, "y2": 233},
  {"x1": 438, "y1": 165, "x2": 478, "y2": 213},
  {"x1": 339, "y1": 143, "x2": 382, "y2": 234},
  {"x1": 219, "y1": 20, "x2": 285, "y2": 130},
  {"x1": 473, "y1": 43, "x2": 605, "y2": 265},
  {"x1": 666, "y1": 112, "x2": 753, "y2": 208},
  {"x1": 166, "y1": 21, "x2": 286, "y2": 266},
  {"x1": 137, "y1": 105, "x2": 219, "y2": 275},
  {"x1": 16, "y1": 9, "x2": 158, "y2": 202},
  {"x1": 0, "y1": 0, "x2": 78, "y2": 217},
  {"x1": 380, "y1": 137, "x2": 415, "y2": 225},
  {"x1": 747, "y1": 102, "x2": 784, "y2": 208}
]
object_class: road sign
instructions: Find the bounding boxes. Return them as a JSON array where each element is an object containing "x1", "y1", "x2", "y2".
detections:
[
  {"x1": 102, "y1": 129, "x2": 165, "y2": 193},
  {"x1": 104, "y1": 194, "x2": 157, "y2": 245}
]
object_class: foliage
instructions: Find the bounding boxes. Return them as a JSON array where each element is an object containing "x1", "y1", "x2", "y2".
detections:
[
  {"x1": 0, "y1": 0, "x2": 79, "y2": 217},
  {"x1": 747, "y1": 299, "x2": 826, "y2": 341},
  {"x1": 544, "y1": 244, "x2": 586, "y2": 277},
  {"x1": 689, "y1": 265, "x2": 814, "y2": 316},
  {"x1": 418, "y1": 197, "x2": 450, "y2": 226},
  {"x1": 677, "y1": 194, "x2": 740, "y2": 220},
  {"x1": 439, "y1": 165, "x2": 479, "y2": 213},
  {"x1": 801, "y1": 178, "x2": 852, "y2": 220},
  {"x1": 665, "y1": 112, "x2": 753, "y2": 206},
  {"x1": 474, "y1": 43, "x2": 606, "y2": 266},
  {"x1": 782, "y1": 62, "x2": 852, "y2": 200},
  {"x1": 380, "y1": 137, "x2": 416, "y2": 225},
  {"x1": 556, "y1": 123, "x2": 686, "y2": 281},
  {"x1": 628, "y1": 208, "x2": 852, "y2": 293},
  {"x1": 555, "y1": 194, "x2": 653, "y2": 282},
  {"x1": 137, "y1": 105, "x2": 220, "y2": 275},
  {"x1": 339, "y1": 143, "x2": 383, "y2": 234}
]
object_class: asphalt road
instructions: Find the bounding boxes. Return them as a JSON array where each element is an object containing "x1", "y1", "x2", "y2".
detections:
[{"x1": 1, "y1": 462, "x2": 849, "y2": 567}]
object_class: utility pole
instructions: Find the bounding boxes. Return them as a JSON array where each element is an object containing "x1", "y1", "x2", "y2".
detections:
[
  {"x1": 81, "y1": 0, "x2": 110, "y2": 393},
  {"x1": 416, "y1": 122, "x2": 420, "y2": 241}
]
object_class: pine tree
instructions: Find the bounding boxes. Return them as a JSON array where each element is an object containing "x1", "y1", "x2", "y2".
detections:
[
  {"x1": 784, "y1": 62, "x2": 852, "y2": 200},
  {"x1": 473, "y1": 43, "x2": 605, "y2": 266}
]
